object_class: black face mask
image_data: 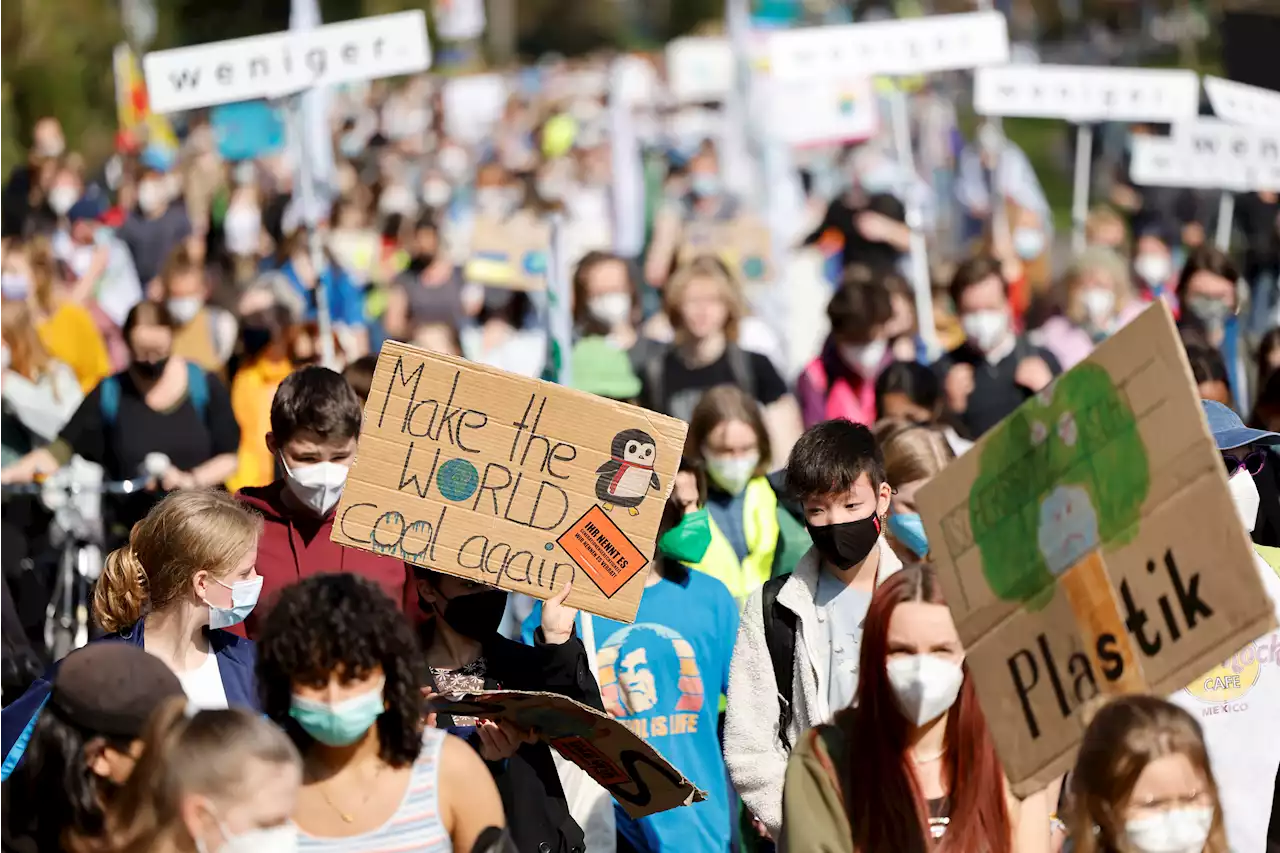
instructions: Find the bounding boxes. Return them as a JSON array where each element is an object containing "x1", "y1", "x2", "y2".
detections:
[
  {"x1": 241, "y1": 325, "x2": 274, "y2": 357},
  {"x1": 408, "y1": 253, "x2": 435, "y2": 274},
  {"x1": 806, "y1": 513, "x2": 882, "y2": 571},
  {"x1": 131, "y1": 357, "x2": 169, "y2": 381},
  {"x1": 425, "y1": 587, "x2": 509, "y2": 640}
]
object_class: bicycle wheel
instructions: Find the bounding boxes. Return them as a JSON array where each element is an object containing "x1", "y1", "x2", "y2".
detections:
[{"x1": 43, "y1": 544, "x2": 77, "y2": 661}]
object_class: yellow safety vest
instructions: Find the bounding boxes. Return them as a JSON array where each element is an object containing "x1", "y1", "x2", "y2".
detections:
[{"x1": 690, "y1": 477, "x2": 780, "y2": 605}]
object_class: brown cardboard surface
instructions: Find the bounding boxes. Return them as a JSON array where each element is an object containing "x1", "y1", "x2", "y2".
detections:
[
  {"x1": 464, "y1": 212, "x2": 552, "y2": 291},
  {"x1": 427, "y1": 690, "x2": 707, "y2": 818},
  {"x1": 331, "y1": 341, "x2": 688, "y2": 622},
  {"x1": 679, "y1": 216, "x2": 774, "y2": 284},
  {"x1": 916, "y1": 302, "x2": 1276, "y2": 797}
]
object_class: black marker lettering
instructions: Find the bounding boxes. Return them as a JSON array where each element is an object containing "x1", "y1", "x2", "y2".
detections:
[
  {"x1": 338, "y1": 502, "x2": 378, "y2": 544},
  {"x1": 383, "y1": 356, "x2": 423, "y2": 431},
  {"x1": 1122, "y1": 579, "x2": 1162, "y2": 655},
  {"x1": 1008, "y1": 648, "x2": 1040, "y2": 738},
  {"x1": 1096, "y1": 633, "x2": 1125, "y2": 681},
  {"x1": 1165, "y1": 549, "x2": 1213, "y2": 629},
  {"x1": 1038, "y1": 634, "x2": 1072, "y2": 718}
]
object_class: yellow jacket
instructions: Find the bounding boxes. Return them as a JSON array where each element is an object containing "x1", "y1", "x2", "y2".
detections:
[
  {"x1": 38, "y1": 303, "x2": 110, "y2": 394},
  {"x1": 227, "y1": 354, "x2": 294, "y2": 493}
]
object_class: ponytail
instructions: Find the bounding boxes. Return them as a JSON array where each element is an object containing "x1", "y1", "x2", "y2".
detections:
[{"x1": 94, "y1": 543, "x2": 148, "y2": 634}]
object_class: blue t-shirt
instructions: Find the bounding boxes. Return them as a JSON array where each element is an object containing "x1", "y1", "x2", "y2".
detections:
[
  {"x1": 522, "y1": 570, "x2": 740, "y2": 853},
  {"x1": 277, "y1": 259, "x2": 366, "y2": 326}
]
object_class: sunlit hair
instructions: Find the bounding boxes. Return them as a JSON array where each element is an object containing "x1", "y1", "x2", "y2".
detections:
[
  {"x1": 7, "y1": 237, "x2": 60, "y2": 315},
  {"x1": 1062, "y1": 246, "x2": 1135, "y2": 326},
  {"x1": 842, "y1": 565, "x2": 1011, "y2": 853},
  {"x1": 1, "y1": 298, "x2": 54, "y2": 384},
  {"x1": 66, "y1": 698, "x2": 300, "y2": 853},
  {"x1": 1069, "y1": 695, "x2": 1228, "y2": 853},
  {"x1": 874, "y1": 420, "x2": 954, "y2": 491},
  {"x1": 686, "y1": 384, "x2": 771, "y2": 479},
  {"x1": 94, "y1": 490, "x2": 263, "y2": 633},
  {"x1": 663, "y1": 254, "x2": 748, "y2": 342}
]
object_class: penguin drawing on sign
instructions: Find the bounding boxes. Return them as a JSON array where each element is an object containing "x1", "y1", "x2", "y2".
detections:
[{"x1": 595, "y1": 429, "x2": 661, "y2": 516}]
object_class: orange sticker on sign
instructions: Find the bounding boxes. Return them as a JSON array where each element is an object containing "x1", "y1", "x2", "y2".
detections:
[
  {"x1": 557, "y1": 506, "x2": 648, "y2": 597},
  {"x1": 551, "y1": 734, "x2": 630, "y2": 786}
]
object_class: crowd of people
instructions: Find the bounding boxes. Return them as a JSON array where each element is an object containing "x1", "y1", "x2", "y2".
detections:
[{"x1": 0, "y1": 37, "x2": 1279, "y2": 853}]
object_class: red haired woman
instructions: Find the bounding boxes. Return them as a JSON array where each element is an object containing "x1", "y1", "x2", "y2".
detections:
[{"x1": 780, "y1": 565, "x2": 1054, "y2": 852}]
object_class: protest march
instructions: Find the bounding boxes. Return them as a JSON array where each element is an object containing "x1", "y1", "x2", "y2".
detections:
[{"x1": 2, "y1": 0, "x2": 1280, "y2": 851}]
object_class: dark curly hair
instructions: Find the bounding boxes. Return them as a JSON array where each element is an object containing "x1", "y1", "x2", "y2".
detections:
[{"x1": 256, "y1": 573, "x2": 426, "y2": 768}]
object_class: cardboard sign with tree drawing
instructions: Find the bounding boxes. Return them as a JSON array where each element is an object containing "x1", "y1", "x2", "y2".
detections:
[
  {"x1": 464, "y1": 211, "x2": 552, "y2": 291},
  {"x1": 915, "y1": 302, "x2": 1277, "y2": 797},
  {"x1": 331, "y1": 341, "x2": 687, "y2": 622},
  {"x1": 679, "y1": 217, "x2": 774, "y2": 285},
  {"x1": 427, "y1": 690, "x2": 706, "y2": 818}
]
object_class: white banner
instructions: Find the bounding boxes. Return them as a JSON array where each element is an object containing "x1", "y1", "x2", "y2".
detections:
[
  {"x1": 765, "y1": 77, "x2": 879, "y2": 147},
  {"x1": 1204, "y1": 76, "x2": 1280, "y2": 129},
  {"x1": 441, "y1": 73, "x2": 509, "y2": 143},
  {"x1": 666, "y1": 37, "x2": 735, "y2": 104},
  {"x1": 433, "y1": 0, "x2": 486, "y2": 42},
  {"x1": 144, "y1": 11, "x2": 431, "y2": 112},
  {"x1": 1130, "y1": 133, "x2": 1280, "y2": 192},
  {"x1": 974, "y1": 65, "x2": 1199, "y2": 122},
  {"x1": 767, "y1": 11, "x2": 1008, "y2": 82}
]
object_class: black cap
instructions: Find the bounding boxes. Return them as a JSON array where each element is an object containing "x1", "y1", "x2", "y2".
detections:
[{"x1": 50, "y1": 643, "x2": 185, "y2": 740}]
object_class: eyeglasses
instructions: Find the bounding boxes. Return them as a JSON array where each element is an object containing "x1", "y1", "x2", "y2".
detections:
[{"x1": 1222, "y1": 450, "x2": 1266, "y2": 478}]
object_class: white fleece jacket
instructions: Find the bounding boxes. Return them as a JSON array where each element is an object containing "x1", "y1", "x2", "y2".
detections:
[{"x1": 722, "y1": 539, "x2": 903, "y2": 840}]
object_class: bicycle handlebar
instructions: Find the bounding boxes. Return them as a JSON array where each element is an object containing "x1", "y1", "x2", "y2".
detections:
[{"x1": 1, "y1": 475, "x2": 153, "y2": 497}]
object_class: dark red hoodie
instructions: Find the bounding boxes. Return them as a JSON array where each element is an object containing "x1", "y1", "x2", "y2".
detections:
[{"x1": 235, "y1": 482, "x2": 418, "y2": 639}]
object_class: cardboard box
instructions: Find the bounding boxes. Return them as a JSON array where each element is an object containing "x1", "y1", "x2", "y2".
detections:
[
  {"x1": 331, "y1": 341, "x2": 688, "y2": 622},
  {"x1": 916, "y1": 302, "x2": 1276, "y2": 796},
  {"x1": 464, "y1": 211, "x2": 552, "y2": 292},
  {"x1": 428, "y1": 690, "x2": 707, "y2": 818}
]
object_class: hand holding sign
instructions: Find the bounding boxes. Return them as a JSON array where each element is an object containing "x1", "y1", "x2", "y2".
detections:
[{"x1": 541, "y1": 582, "x2": 576, "y2": 645}]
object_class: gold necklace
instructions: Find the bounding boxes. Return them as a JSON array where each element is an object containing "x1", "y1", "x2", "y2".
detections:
[{"x1": 315, "y1": 763, "x2": 382, "y2": 824}]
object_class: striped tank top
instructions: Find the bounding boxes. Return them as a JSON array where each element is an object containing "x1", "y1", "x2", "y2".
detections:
[{"x1": 298, "y1": 728, "x2": 451, "y2": 853}]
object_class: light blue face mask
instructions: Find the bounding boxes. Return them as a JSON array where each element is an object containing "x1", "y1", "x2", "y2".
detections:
[
  {"x1": 859, "y1": 166, "x2": 899, "y2": 196},
  {"x1": 887, "y1": 512, "x2": 929, "y2": 559},
  {"x1": 289, "y1": 680, "x2": 386, "y2": 747},
  {"x1": 690, "y1": 174, "x2": 721, "y2": 198},
  {"x1": 1012, "y1": 227, "x2": 1046, "y2": 260}
]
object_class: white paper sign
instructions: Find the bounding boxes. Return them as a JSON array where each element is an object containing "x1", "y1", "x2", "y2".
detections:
[
  {"x1": 974, "y1": 65, "x2": 1200, "y2": 123},
  {"x1": 1130, "y1": 134, "x2": 1280, "y2": 192},
  {"x1": 433, "y1": 0, "x2": 486, "y2": 42},
  {"x1": 666, "y1": 37, "x2": 735, "y2": 104},
  {"x1": 144, "y1": 11, "x2": 431, "y2": 113},
  {"x1": 766, "y1": 77, "x2": 879, "y2": 146},
  {"x1": 1204, "y1": 76, "x2": 1280, "y2": 129},
  {"x1": 442, "y1": 73, "x2": 509, "y2": 143},
  {"x1": 767, "y1": 11, "x2": 1009, "y2": 82}
]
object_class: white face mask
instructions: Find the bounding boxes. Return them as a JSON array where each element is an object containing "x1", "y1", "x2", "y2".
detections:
[
  {"x1": 48, "y1": 185, "x2": 78, "y2": 216},
  {"x1": 205, "y1": 575, "x2": 263, "y2": 631},
  {"x1": 1124, "y1": 806, "x2": 1214, "y2": 853},
  {"x1": 422, "y1": 179, "x2": 452, "y2": 209},
  {"x1": 961, "y1": 310, "x2": 1010, "y2": 354},
  {"x1": 1229, "y1": 468, "x2": 1260, "y2": 533},
  {"x1": 589, "y1": 293, "x2": 632, "y2": 326},
  {"x1": 705, "y1": 452, "x2": 759, "y2": 496},
  {"x1": 885, "y1": 654, "x2": 965, "y2": 726},
  {"x1": 223, "y1": 205, "x2": 262, "y2": 257},
  {"x1": 284, "y1": 459, "x2": 350, "y2": 516},
  {"x1": 1080, "y1": 288, "x2": 1116, "y2": 326},
  {"x1": 837, "y1": 339, "x2": 888, "y2": 375},
  {"x1": 167, "y1": 297, "x2": 204, "y2": 326},
  {"x1": 1013, "y1": 227, "x2": 1046, "y2": 260},
  {"x1": 199, "y1": 820, "x2": 298, "y2": 853},
  {"x1": 378, "y1": 185, "x2": 417, "y2": 217},
  {"x1": 1134, "y1": 253, "x2": 1173, "y2": 288},
  {"x1": 137, "y1": 180, "x2": 169, "y2": 215}
]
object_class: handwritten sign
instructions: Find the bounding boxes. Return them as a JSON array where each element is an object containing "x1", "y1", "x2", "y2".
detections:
[
  {"x1": 916, "y1": 302, "x2": 1276, "y2": 796},
  {"x1": 428, "y1": 690, "x2": 706, "y2": 817},
  {"x1": 464, "y1": 212, "x2": 552, "y2": 291},
  {"x1": 332, "y1": 342, "x2": 687, "y2": 622},
  {"x1": 679, "y1": 216, "x2": 774, "y2": 285}
]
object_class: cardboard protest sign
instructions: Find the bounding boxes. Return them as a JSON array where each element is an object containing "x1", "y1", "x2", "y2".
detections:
[
  {"x1": 331, "y1": 342, "x2": 687, "y2": 622},
  {"x1": 679, "y1": 217, "x2": 774, "y2": 284},
  {"x1": 1130, "y1": 131, "x2": 1280, "y2": 192},
  {"x1": 916, "y1": 302, "x2": 1277, "y2": 797},
  {"x1": 427, "y1": 690, "x2": 707, "y2": 818},
  {"x1": 464, "y1": 212, "x2": 552, "y2": 291},
  {"x1": 974, "y1": 65, "x2": 1200, "y2": 123}
]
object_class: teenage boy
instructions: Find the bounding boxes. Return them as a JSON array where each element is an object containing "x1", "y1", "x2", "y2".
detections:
[
  {"x1": 723, "y1": 419, "x2": 903, "y2": 840},
  {"x1": 235, "y1": 366, "x2": 415, "y2": 639}
]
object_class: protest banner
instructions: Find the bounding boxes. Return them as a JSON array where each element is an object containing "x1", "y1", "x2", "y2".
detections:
[
  {"x1": 441, "y1": 73, "x2": 509, "y2": 143},
  {"x1": 665, "y1": 36, "x2": 735, "y2": 104},
  {"x1": 427, "y1": 690, "x2": 706, "y2": 818},
  {"x1": 331, "y1": 342, "x2": 687, "y2": 622},
  {"x1": 915, "y1": 301, "x2": 1277, "y2": 797},
  {"x1": 764, "y1": 76, "x2": 879, "y2": 147},
  {"x1": 464, "y1": 212, "x2": 552, "y2": 291},
  {"x1": 1204, "y1": 75, "x2": 1280, "y2": 129},
  {"x1": 679, "y1": 216, "x2": 774, "y2": 285}
]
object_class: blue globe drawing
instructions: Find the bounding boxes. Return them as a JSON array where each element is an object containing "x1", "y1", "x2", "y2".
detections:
[
  {"x1": 522, "y1": 250, "x2": 548, "y2": 276},
  {"x1": 742, "y1": 257, "x2": 765, "y2": 280},
  {"x1": 437, "y1": 458, "x2": 479, "y2": 502}
]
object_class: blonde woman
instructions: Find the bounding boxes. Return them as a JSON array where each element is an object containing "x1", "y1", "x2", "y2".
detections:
[
  {"x1": 639, "y1": 255, "x2": 802, "y2": 464},
  {"x1": 874, "y1": 419, "x2": 955, "y2": 563},
  {"x1": 1035, "y1": 247, "x2": 1146, "y2": 371},
  {"x1": 67, "y1": 698, "x2": 302, "y2": 853},
  {"x1": 1068, "y1": 695, "x2": 1228, "y2": 853},
  {"x1": 1, "y1": 299, "x2": 83, "y2": 462}
]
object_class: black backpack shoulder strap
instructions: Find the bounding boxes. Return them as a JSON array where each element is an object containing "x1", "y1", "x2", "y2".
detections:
[
  {"x1": 725, "y1": 342, "x2": 757, "y2": 401},
  {"x1": 761, "y1": 573, "x2": 798, "y2": 752},
  {"x1": 643, "y1": 343, "x2": 669, "y2": 412}
]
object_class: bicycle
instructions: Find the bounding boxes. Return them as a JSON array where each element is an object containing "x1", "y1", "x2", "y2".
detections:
[{"x1": 1, "y1": 454, "x2": 170, "y2": 661}]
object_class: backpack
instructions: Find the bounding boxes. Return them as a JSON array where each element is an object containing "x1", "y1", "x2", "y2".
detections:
[
  {"x1": 761, "y1": 573, "x2": 799, "y2": 752},
  {"x1": 642, "y1": 342, "x2": 757, "y2": 412},
  {"x1": 100, "y1": 362, "x2": 209, "y2": 429}
]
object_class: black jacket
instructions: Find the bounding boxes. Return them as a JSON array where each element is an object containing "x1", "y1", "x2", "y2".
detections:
[{"x1": 425, "y1": 628, "x2": 603, "y2": 853}]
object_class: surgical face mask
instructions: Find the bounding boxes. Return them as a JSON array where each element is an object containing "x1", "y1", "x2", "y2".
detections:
[
  {"x1": 837, "y1": 339, "x2": 888, "y2": 375},
  {"x1": 859, "y1": 165, "x2": 898, "y2": 196},
  {"x1": 476, "y1": 188, "x2": 517, "y2": 218},
  {"x1": 690, "y1": 173, "x2": 720, "y2": 198},
  {"x1": 1229, "y1": 468, "x2": 1260, "y2": 533},
  {"x1": 223, "y1": 205, "x2": 262, "y2": 257},
  {"x1": 589, "y1": 293, "x2": 632, "y2": 326},
  {"x1": 1012, "y1": 227, "x2": 1046, "y2": 260},
  {"x1": 378, "y1": 185, "x2": 417, "y2": 218},
  {"x1": 1124, "y1": 806, "x2": 1214, "y2": 853},
  {"x1": 885, "y1": 653, "x2": 965, "y2": 726},
  {"x1": 283, "y1": 459, "x2": 349, "y2": 516},
  {"x1": 422, "y1": 178, "x2": 452, "y2": 209},
  {"x1": 1134, "y1": 253, "x2": 1172, "y2": 288},
  {"x1": 1079, "y1": 288, "x2": 1116, "y2": 326},
  {"x1": 705, "y1": 452, "x2": 759, "y2": 495},
  {"x1": 37, "y1": 136, "x2": 65, "y2": 159},
  {"x1": 198, "y1": 820, "x2": 299, "y2": 853},
  {"x1": 48, "y1": 185, "x2": 78, "y2": 216},
  {"x1": 1185, "y1": 296, "x2": 1232, "y2": 330},
  {"x1": 887, "y1": 512, "x2": 929, "y2": 559},
  {"x1": 167, "y1": 296, "x2": 204, "y2": 326},
  {"x1": 438, "y1": 147, "x2": 469, "y2": 182},
  {"x1": 232, "y1": 162, "x2": 257, "y2": 186},
  {"x1": 137, "y1": 180, "x2": 168, "y2": 215},
  {"x1": 289, "y1": 679, "x2": 386, "y2": 747},
  {"x1": 657, "y1": 507, "x2": 713, "y2": 564},
  {"x1": 1, "y1": 273, "x2": 31, "y2": 301},
  {"x1": 205, "y1": 575, "x2": 263, "y2": 631},
  {"x1": 961, "y1": 310, "x2": 1010, "y2": 353}
]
